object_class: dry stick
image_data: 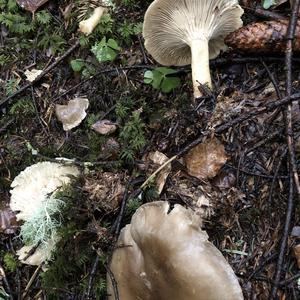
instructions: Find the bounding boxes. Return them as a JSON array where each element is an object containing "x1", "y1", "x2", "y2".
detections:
[
  {"x1": 85, "y1": 255, "x2": 99, "y2": 299},
  {"x1": 105, "y1": 264, "x2": 120, "y2": 300},
  {"x1": 0, "y1": 40, "x2": 80, "y2": 107},
  {"x1": 271, "y1": 0, "x2": 300, "y2": 298},
  {"x1": 0, "y1": 265, "x2": 13, "y2": 300},
  {"x1": 21, "y1": 264, "x2": 43, "y2": 300},
  {"x1": 140, "y1": 94, "x2": 300, "y2": 191}
]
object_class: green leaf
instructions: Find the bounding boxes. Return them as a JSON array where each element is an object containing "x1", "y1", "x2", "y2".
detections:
[
  {"x1": 161, "y1": 77, "x2": 181, "y2": 93},
  {"x1": 107, "y1": 38, "x2": 120, "y2": 50},
  {"x1": 144, "y1": 70, "x2": 153, "y2": 84},
  {"x1": 91, "y1": 37, "x2": 120, "y2": 62},
  {"x1": 70, "y1": 59, "x2": 85, "y2": 72},
  {"x1": 156, "y1": 67, "x2": 178, "y2": 75},
  {"x1": 262, "y1": 0, "x2": 276, "y2": 9},
  {"x1": 151, "y1": 70, "x2": 163, "y2": 89}
]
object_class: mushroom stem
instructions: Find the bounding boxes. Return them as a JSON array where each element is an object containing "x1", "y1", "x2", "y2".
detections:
[
  {"x1": 79, "y1": 6, "x2": 107, "y2": 36},
  {"x1": 190, "y1": 39, "x2": 211, "y2": 99}
]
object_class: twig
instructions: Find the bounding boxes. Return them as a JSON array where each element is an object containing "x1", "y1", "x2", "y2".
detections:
[
  {"x1": 271, "y1": 0, "x2": 300, "y2": 298},
  {"x1": 21, "y1": 264, "x2": 43, "y2": 299},
  {"x1": 105, "y1": 264, "x2": 120, "y2": 300},
  {"x1": 0, "y1": 40, "x2": 80, "y2": 108},
  {"x1": 0, "y1": 265, "x2": 13, "y2": 300},
  {"x1": 85, "y1": 255, "x2": 99, "y2": 299}
]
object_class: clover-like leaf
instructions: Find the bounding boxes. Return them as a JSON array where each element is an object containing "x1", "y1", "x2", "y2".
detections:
[{"x1": 91, "y1": 37, "x2": 120, "y2": 62}]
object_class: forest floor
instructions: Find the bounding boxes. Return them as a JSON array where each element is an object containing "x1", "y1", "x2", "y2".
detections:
[{"x1": 1, "y1": 0, "x2": 300, "y2": 299}]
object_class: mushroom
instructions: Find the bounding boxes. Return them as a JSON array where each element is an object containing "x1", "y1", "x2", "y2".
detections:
[
  {"x1": 78, "y1": 0, "x2": 114, "y2": 36},
  {"x1": 55, "y1": 97, "x2": 89, "y2": 131},
  {"x1": 10, "y1": 161, "x2": 79, "y2": 265},
  {"x1": 143, "y1": 0, "x2": 243, "y2": 98},
  {"x1": 107, "y1": 201, "x2": 244, "y2": 300}
]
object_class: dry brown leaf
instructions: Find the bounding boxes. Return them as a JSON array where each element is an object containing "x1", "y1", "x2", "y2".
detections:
[
  {"x1": 92, "y1": 120, "x2": 118, "y2": 135},
  {"x1": 16, "y1": 0, "x2": 49, "y2": 14},
  {"x1": 0, "y1": 207, "x2": 19, "y2": 234},
  {"x1": 147, "y1": 151, "x2": 171, "y2": 194},
  {"x1": 293, "y1": 244, "x2": 300, "y2": 269},
  {"x1": 184, "y1": 138, "x2": 228, "y2": 180}
]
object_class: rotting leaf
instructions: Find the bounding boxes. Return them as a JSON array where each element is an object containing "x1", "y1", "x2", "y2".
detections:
[
  {"x1": 92, "y1": 119, "x2": 118, "y2": 135},
  {"x1": 147, "y1": 151, "x2": 171, "y2": 194},
  {"x1": 55, "y1": 97, "x2": 89, "y2": 131},
  {"x1": 294, "y1": 244, "x2": 300, "y2": 269},
  {"x1": 184, "y1": 138, "x2": 228, "y2": 180},
  {"x1": 211, "y1": 170, "x2": 236, "y2": 189},
  {"x1": 16, "y1": 0, "x2": 49, "y2": 14},
  {"x1": 0, "y1": 207, "x2": 19, "y2": 234}
]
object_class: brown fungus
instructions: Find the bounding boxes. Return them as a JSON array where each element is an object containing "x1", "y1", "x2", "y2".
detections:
[{"x1": 107, "y1": 201, "x2": 244, "y2": 300}]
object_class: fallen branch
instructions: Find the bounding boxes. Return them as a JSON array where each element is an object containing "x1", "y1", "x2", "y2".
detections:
[
  {"x1": 271, "y1": 0, "x2": 300, "y2": 298},
  {"x1": 0, "y1": 40, "x2": 80, "y2": 108}
]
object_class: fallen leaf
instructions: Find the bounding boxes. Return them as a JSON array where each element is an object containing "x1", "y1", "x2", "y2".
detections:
[
  {"x1": 147, "y1": 151, "x2": 171, "y2": 194},
  {"x1": 55, "y1": 97, "x2": 89, "y2": 131},
  {"x1": 184, "y1": 138, "x2": 228, "y2": 180},
  {"x1": 293, "y1": 244, "x2": 300, "y2": 269},
  {"x1": 211, "y1": 170, "x2": 236, "y2": 189},
  {"x1": 24, "y1": 69, "x2": 42, "y2": 82},
  {"x1": 0, "y1": 207, "x2": 19, "y2": 234},
  {"x1": 16, "y1": 0, "x2": 49, "y2": 14},
  {"x1": 92, "y1": 119, "x2": 118, "y2": 135}
]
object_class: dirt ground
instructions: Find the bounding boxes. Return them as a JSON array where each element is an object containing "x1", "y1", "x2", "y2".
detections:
[{"x1": 1, "y1": 0, "x2": 300, "y2": 299}]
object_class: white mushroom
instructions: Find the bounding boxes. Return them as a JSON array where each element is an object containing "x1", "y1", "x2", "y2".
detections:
[
  {"x1": 107, "y1": 201, "x2": 244, "y2": 300},
  {"x1": 55, "y1": 97, "x2": 89, "y2": 131},
  {"x1": 79, "y1": 6, "x2": 108, "y2": 36},
  {"x1": 10, "y1": 161, "x2": 79, "y2": 221},
  {"x1": 10, "y1": 161, "x2": 79, "y2": 265},
  {"x1": 143, "y1": 0, "x2": 243, "y2": 98}
]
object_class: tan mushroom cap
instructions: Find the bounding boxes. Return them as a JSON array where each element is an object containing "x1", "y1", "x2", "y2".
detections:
[
  {"x1": 107, "y1": 201, "x2": 244, "y2": 300},
  {"x1": 143, "y1": 0, "x2": 243, "y2": 66},
  {"x1": 55, "y1": 97, "x2": 89, "y2": 131}
]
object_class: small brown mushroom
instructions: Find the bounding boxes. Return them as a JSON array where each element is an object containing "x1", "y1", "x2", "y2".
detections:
[
  {"x1": 143, "y1": 0, "x2": 243, "y2": 98},
  {"x1": 107, "y1": 201, "x2": 244, "y2": 300},
  {"x1": 55, "y1": 97, "x2": 89, "y2": 131}
]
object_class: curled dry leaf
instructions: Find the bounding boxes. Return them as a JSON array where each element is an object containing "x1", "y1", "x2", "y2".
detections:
[
  {"x1": 24, "y1": 69, "x2": 42, "y2": 82},
  {"x1": 55, "y1": 97, "x2": 89, "y2": 131},
  {"x1": 184, "y1": 138, "x2": 228, "y2": 180},
  {"x1": 0, "y1": 207, "x2": 19, "y2": 234},
  {"x1": 92, "y1": 119, "x2": 118, "y2": 135},
  {"x1": 16, "y1": 0, "x2": 49, "y2": 13},
  {"x1": 211, "y1": 170, "x2": 236, "y2": 189},
  {"x1": 293, "y1": 244, "x2": 300, "y2": 269},
  {"x1": 147, "y1": 151, "x2": 171, "y2": 194}
]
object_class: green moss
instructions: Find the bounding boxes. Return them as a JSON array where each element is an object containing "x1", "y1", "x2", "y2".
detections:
[{"x1": 3, "y1": 253, "x2": 18, "y2": 273}]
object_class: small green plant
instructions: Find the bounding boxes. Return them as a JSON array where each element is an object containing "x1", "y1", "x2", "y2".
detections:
[
  {"x1": 9, "y1": 97, "x2": 35, "y2": 115},
  {"x1": 126, "y1": 197, "x2": 142, "y2": 216},
  {"x1": 118, "y1": 21, "x2": 142, "y2": 43},
  {"x1": 262, "y1": 0, "x2": 277, "y2": 9},
  {"x1": 5, "y1": 77, "x2": 21, "y2": 95},
  {"x1": 0, "y1": 54, "x2": 9, "y2": 66},
  {"x1": 70, "y1": 59, "x2": 86, "y2": 72},
  {"x1": 91, "y1": 37, "x2": 120, "y2": 62},
  {"x1": 144, "y1": 67, "x2": 180, "y2": 93},
  {"x1": 3, "y1": 253, "x2": 18, "y2": 272},
  {"x1": 119, "y1": 110, "x2": 146, "y2": 162}
]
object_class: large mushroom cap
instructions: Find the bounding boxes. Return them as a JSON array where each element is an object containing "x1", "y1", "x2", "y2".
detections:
[
  {"x1": 143, "y1": 0, "x2": 243, "y2": 66},
  {"x1": 107, "y1": 201, "x2": 244, "y2": 300}
]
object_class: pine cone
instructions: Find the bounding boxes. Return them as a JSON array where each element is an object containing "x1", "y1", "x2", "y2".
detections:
[{"x1": 225, "y1": 20, "x2": 300, "y2": 53}]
